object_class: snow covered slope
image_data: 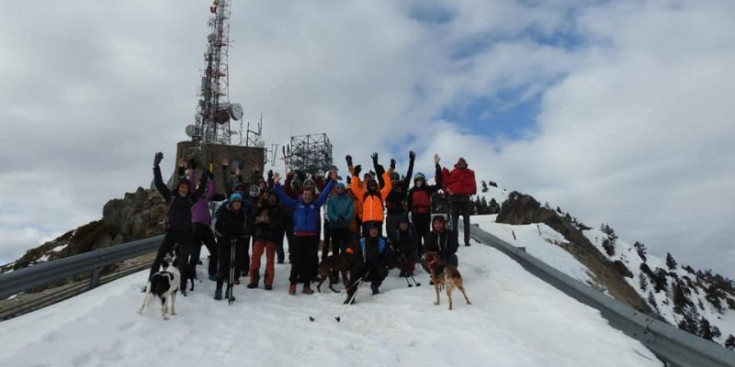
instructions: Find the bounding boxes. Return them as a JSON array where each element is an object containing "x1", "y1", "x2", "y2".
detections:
[
  {"x1": 474, "y1": 185, "x2": 735, "y2": 347},
  {"x1": 0, "y1": 243, "x2": 661, "y2": 366}
]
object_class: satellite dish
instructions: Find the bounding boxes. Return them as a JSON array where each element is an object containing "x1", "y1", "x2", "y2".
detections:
[
  {"x1": 185, "y1": 125, "x2": 200, "y2": 137},
  {"x1": 255, "y1": 138, "x2": 266, "y2": 148},
  {"x1": 230, "y1": 103, "x2": 243, "y2": 120}
]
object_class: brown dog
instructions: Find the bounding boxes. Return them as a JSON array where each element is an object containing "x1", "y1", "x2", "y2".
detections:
[
  {"x1": 422, "y1": 251, "x2": 471, "y2": 310},
  {"x1": 316, "y1": 253, "x2": 351, "y2": 293}
]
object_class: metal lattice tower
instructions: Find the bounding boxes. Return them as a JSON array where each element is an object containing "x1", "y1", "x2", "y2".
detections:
[
  {"x1": 186, "y1": 0, "x2": 243, "y2": 146},
  {"x1": 287, "y1": 134, "x2": 334, "y2": 175}
]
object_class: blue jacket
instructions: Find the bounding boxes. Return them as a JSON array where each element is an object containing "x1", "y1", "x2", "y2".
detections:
[
  {"x1": 327, "y1": 194, "x2": 354, "y2": 229},
  {"x1": 274, "y1": 180, "x2": 335, "y2": 235}
]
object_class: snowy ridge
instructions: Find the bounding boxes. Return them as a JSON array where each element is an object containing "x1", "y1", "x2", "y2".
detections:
[
  {"x1": 473, "y1": 183, "x2": 735, "y2": 348},
  {"x1": 0, "y1": 241, "x2": 661, "y2": 366}
]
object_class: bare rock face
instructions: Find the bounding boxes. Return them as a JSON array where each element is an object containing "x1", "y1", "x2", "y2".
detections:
[
  {"x1": 496, "y1": 191, "x2": 650, "y2": 313},
  {"x1": 102, "y1": 187, "x2": 167, "y2": 242},
  {"x1": 4, "y1": 187, "x2": 166, "y2": 275}
]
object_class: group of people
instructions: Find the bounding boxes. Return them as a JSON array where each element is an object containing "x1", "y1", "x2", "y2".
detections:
[{"x1": 148, "y1": 150, "x2": 477, "y2": 304}]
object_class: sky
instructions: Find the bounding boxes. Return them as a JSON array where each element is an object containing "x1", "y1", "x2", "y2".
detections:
[
  {"x1": 0, "y1": 241, "x2": 662, "y2": 366},
  {"x1": 1, "y1": 0, "x2": 735, "y2": 277}
]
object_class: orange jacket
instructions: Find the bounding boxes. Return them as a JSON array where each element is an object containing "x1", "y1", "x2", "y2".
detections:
[{"x1": 351, "y1": 171, "x2": 392, "y2": 223}]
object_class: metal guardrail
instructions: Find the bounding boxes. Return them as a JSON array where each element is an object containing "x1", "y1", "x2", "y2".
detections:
[
  {"x1": 0, "y1": 235, "x2": 163, "y2": 300},
  {"x1": 465, "y1": 221, "x2": 735, "y2": 367}
]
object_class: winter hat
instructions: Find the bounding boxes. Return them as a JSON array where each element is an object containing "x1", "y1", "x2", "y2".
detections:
[
  {"x1": 336, "y1": 182, "x2": 346, "y2": 190},
  {"x1": 414, "y1": 172, "x2": 425, "y2": 181},
  {"x1": 432, "y1": 215, "x2": 446, "y2": 224},
  {"x1": 233, "y1": 181, "x2": 247, "y2": 191},
  {"x1": 456, "y1": 157, "x2": 468, "y2": 166},
  {"x1": 249, "y1": 185, "x2": 260, "y2": 197},
  {"x1": 229, "y1": 192, "x2": 244, "y2": 203},
  {"x1": 390, "y1": 172, "x2": 400, "y2": 181},
  {"x1": 178, "y1": 178, "x2": 191, "y2": 189}
]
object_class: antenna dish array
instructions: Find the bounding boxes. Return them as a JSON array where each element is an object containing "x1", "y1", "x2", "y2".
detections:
[{"x1": 189, "y1": 0, "x2": 244, "y2": 146}]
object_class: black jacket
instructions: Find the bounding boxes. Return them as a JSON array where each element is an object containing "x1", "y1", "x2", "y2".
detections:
[
  {"x1": 352, "y1": 236, "x2": 390, "y2": 268},
  {"x1": 390, "y1": 227, "x2": 419, "y2": 258},
  {"x1": 154, "y1": 166, "x2": 207, "y2": 233},
  {"x1": 384, "y1": 158, "x2": 415, "y2": 215},
  {"x1": 252, "y1": 199, "x2": 284, "y2": 242},
  {"x1": 215, "y1": 205, "x2": 250, "y2": 240},
  {"x1": 426, "y1": 229, "x2": 458, "y2": 259}
]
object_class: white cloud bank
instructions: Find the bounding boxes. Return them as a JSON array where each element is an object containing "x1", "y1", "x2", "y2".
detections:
[{"x1": 1, "y1": 0, "x2": 733, "y2": 277}]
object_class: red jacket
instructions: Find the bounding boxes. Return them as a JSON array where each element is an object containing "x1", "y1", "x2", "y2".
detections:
[{"x1": 441, "y1": 165, "x2": 476, "y2": 196}]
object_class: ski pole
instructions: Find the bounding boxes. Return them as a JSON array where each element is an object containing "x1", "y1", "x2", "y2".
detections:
[
  {"x1": 335, "y1": 281, "x2": 361, "y2": 323},
  {"x1": 308, "y1": 300, "x2": 335, "y2": 322}
]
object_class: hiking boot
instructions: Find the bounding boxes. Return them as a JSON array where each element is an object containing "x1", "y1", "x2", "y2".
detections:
[
  {"x1": 303, "y1": 285, "x2": 314, "y2": 295},
  {"x1": 264, "y1": 285, "x2": 273, "y2": 291},
  {"x1": 234, "y1": 278, "x2": 240, "y2": 285},
  {"x1": 247, "y1": 283, "x2": 257, "y2": 289},
  {"x1": 180, "y1": 289, "x2": 187, "y2": 297},
  {"x1": 208, "y1": 273, "x2": 217, "y2": 281},
  {"x1": 288, "y1": 283, "x2": 297, "y2": 295},
  {"x1": 343, "y1": 297, "x2": 355, "y2": 305},
  {"x1": 214, "y1": 288, "x2": 222, "y2": 300},
  {"x1": 371, "y1": 284, "x2": 380, "y2": 295},
  {"x1": 225, "y1": 288, "x2": 236, "y2": 301}
]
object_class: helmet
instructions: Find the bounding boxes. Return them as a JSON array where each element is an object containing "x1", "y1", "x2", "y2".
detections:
[
  {"x1": 390, "y1": 172, "x2": 400, "y2": 181},
  {"x1": 414, "y1": 172, "x2": 425, "y2": 182}
]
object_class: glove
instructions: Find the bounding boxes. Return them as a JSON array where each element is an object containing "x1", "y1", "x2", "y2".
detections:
[
  {"x1": 153, "y1": 152, "x2": 164, "y2": 167},
  {"x1": 267, "y1": 170, "x2": 274, "y2": 181},
  {"x1": 353, "y1": 165, "x2": 362, "y2": 177},
  {"x1": 390, "y1": 158, "x2": 396, "y2": 169},
  {"x1": 371, "y1": 153, "x2": 379, "y2": 165},
  {"x1": 409, "y1": 151, "x2": 416, "y2": 161},
  {"x1": 345, "y1": 155, "x2": 353, "y2": 166}
]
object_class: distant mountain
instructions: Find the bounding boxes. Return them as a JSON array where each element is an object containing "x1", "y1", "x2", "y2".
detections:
[{"x1": 474, "y1": 183, "x2": 735, "y2": 349}]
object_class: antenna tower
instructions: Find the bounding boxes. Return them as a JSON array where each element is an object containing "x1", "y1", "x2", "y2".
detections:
[
  {"x1": 287, "y1": 133, "x2": 334, "y2": 175},
  {"x1": 186, "y1": 0, "x2": 243, "y2": 146}
]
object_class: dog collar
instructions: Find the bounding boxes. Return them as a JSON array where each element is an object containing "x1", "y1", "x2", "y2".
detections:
[{"x1": 426, "y1": 258, "x2": 439, "y2": 268}]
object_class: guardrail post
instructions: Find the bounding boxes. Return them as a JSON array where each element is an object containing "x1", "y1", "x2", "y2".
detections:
[{"x1": 89, "y1": 267, "x2": 100, "y2": 290}]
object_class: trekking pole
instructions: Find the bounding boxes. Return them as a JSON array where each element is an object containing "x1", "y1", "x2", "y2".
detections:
[
  {"x1": 308, "y1": 301, "x2": 334, "y2": 322},
  {"x1": 335, "y1": 280, "x2": 362, "y2": 323},
  {"x1": 228, "y1": 238, "x2": 236, "y2": 305},
  {"x1": 391, "y1": 245, "x2": 418, "y2": 288}
]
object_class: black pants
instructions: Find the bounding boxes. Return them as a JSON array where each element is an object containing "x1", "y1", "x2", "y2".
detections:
[
  {"x1": 274, "y1": 227, "x2": 286, "y2": 263},
  {"x1": 346, "y1": 262, "x2": 389, "y2": 298},
  {"x1": 236, "y1": 236, "x2": 251, "y2": 278},
  {"x1": 385, "y1": 213, "x2": 405, "y2": 241},
  {"x1": 321, "y1": 220, "x2": 331, "y2": 261},
  {"x1": 326, "y1": 227, "x2": 351, "y2": 257},
  {"x1": 411, "y1": 212, "x2": 431, "y2": 256},
  {"x1": 289, "y1": 235, "x2": 319, "y2": 286},
  {"x1": 149, "y1": 230, "x2": 192, "y2": 291},
  {"x1": 215, "y1": 236, "x2": 242, "y2": 290},
  {"x1": 191, "y1": 223, "x2": 217, "y2": 277},
  {"x1": 450, "y1": 198, "x2": 472, "y2": 246},
  {"x1": 284, "y1": 221, "x2": 296, "y2": 263}
]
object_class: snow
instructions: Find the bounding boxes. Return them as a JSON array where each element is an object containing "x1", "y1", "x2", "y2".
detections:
[
  {"x1": 0, "y1": 238, "x2": 661, "y2": 366},
  {"x1": 51, "y1": 244, "x2": 68, "y2": 253},
  {"x1": 35, "y1": 254, "x2": 50, "y2": 263},
  {"x1": 473, "y1": 215, "x2": 596, "y2": 286}
]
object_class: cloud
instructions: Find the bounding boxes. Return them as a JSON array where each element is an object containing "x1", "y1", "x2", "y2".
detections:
[{"x1": 1, "y1": 0, "x2": 734, "y2": 281}]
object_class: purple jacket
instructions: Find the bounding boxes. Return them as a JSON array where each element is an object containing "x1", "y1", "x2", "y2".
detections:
[{"x1": 189, "y1": 170, "x2": 216, "y2": 225}]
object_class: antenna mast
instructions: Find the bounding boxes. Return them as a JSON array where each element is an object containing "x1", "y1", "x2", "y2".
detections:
[{"x1": 187, "y1": 0, "x2": 243, "y2": 145}]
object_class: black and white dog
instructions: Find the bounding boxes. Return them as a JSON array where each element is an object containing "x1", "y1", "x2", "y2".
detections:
[{"x1": 139, "y1": 255, "x2": 181, "y2": 320}]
